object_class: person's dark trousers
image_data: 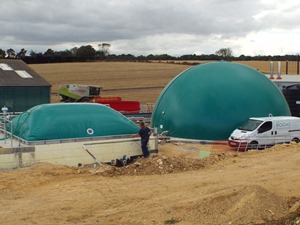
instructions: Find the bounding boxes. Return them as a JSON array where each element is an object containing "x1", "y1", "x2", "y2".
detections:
[{"x1": 141, "y1": 139, "x2": 150, "y2": 158}]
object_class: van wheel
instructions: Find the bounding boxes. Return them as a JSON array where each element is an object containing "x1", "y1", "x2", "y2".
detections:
[
  {"x1": 111, "y1": 159, "x2": 117, "y2": 166},
  {"x1": 292, "y1": 138, "x2": 300, "y2": 143},
  {"x1": 121, "y1": 158, "x2": 128, "y2": 166},
  {"x1": 249, "y1": 141, "x2": 258, "y2": 150}
]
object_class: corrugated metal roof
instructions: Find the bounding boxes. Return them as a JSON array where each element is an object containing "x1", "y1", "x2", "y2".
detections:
[{"x1": 0, "y1": 59, "x2": 51, "y2": 87}]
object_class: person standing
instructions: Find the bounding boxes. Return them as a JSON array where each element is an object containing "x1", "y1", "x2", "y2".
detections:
[{"x1": 131, "y1": 121, "x2": 152, "y2": 158}]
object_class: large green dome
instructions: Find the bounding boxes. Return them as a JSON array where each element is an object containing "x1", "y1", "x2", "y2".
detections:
[
  {"x1": 12, "y1": 103, "x2": 139, "y2": 141},
  {"x1": 151, "y1": 61, "x2": 291, "y2": 140}
]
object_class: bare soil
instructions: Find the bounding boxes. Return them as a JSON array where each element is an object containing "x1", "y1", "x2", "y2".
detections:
[{"x1": 1, "y1": 142, "x2": 300, "y2": 225}]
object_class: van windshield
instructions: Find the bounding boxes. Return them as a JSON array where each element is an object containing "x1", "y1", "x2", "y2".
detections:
[{"x1": 238, "y1": 119, "x2": 263, "y2": 131}]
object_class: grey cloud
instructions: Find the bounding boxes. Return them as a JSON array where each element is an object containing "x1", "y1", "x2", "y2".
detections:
[
  {"x1": 0, "y1": 0, "x2": 298, "y2": 55},
  {"x1": 0, "y1": 1, "x2": 261, "y2": 39}
]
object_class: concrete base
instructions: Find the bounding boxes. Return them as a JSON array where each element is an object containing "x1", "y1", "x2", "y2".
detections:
[{"x1": 0, "y1": 136, "x2": 158, "y2": 169}]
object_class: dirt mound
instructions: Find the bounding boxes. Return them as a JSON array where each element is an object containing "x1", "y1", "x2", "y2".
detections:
[
  {"x1": 78, "y1": 152, "x2": 230, "y2": 176},
  {"x1": 178, "y1": 185, "x2": 290, "y2": 225}
]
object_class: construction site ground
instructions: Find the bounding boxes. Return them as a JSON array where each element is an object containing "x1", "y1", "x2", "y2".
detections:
[{"x1": 1, "y1": 142, "x2": 300, "y2": 225}]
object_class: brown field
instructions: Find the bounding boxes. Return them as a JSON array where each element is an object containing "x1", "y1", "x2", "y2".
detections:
[
  {"x1": 30, "y1": 60, "x2": 299, "y2": 104},
  {"x1": 30, "y1": 62, "x2": 190, "y2": 104},
  {"x1": 158, "y1": 60, "x2": 299, "y2": 75}
]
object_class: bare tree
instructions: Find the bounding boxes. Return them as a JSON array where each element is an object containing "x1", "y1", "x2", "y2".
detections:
[
  {"x1": 215, "y1": 48, "x2": 233, "y2": 59},
  {"x1": 98, "y1": 43, "x2": 111, "y2": 57},
  {"x1": 70, "y1": 47, "x2": 78, "y2": 56}
]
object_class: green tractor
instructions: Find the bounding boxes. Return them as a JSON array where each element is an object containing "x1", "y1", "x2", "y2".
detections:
[{"x1": 58, "y1": 84, "x2": 102, "y2": 102}]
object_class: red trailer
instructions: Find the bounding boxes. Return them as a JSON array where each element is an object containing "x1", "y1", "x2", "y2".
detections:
[
  {"x1": 92, "y1": 97, "x2": 140, "y2": 114},
  {"x1": 58, "y1": 84, "x2": 141, "y2": 114}
]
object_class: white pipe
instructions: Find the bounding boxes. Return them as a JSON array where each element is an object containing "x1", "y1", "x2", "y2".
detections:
[
  {"x1": 277, "y1": 61, "x2": 282, "y2": 79},
  {"x1": 270, "y1": 61, "x2": 274, "y2": 79},
  {"x1": 160, "y1": 131, "x2": 169, "y2": 136}
]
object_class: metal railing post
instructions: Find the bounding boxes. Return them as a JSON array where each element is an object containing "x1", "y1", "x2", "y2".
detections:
[
  {"x1": 1, "y1": 106, "x2": 8, "y2": 144},
  {"x1": 270, "y1": 61, "x2": 274, "y2": 79},
  {"x1": 10, "y1": 121, "x2": 13, "y2": 147}
]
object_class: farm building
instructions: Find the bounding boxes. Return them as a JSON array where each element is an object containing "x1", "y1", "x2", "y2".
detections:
[
  {"x1": 0, "y1": 59, "x2": 51, "y2": 112},
  {"x1": 151, "y1": 61, "x2": 291, "y2": 140}
]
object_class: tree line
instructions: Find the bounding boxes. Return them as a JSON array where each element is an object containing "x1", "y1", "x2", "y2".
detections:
[{"x1": 0, "y1": 45, "x2": 299, "y2": 64}]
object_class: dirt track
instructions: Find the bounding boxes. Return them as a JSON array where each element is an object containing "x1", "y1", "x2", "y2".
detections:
[{"x1": 1, "y1": 143, "x2": 300, "y2": 225}]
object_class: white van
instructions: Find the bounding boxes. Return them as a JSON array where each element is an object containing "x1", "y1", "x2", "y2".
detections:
[{"x1": 228, "y1": 116, "x2": 300, "y2": 150}]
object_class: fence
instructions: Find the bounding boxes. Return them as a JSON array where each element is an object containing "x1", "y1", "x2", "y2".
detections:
[{"x1": 270, "y1": 60, "x2": 300, "y2": 76}]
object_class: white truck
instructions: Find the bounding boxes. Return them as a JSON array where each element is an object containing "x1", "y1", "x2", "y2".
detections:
[{"x1": 228, "y1": 116, "x2": 300, "y2": 150}]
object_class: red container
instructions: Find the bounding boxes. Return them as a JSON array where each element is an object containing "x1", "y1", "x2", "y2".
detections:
[
  {"x1": 91, "y1": 97, "x2": 140, "y2": 114},
  {"x1": 104, "y1": 101, "x2": 140, "y2": 114}
]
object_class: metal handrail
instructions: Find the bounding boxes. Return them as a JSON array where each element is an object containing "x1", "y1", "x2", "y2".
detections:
[{"x1": 232, "y1": 137, "x2": 297, "y2": 151}]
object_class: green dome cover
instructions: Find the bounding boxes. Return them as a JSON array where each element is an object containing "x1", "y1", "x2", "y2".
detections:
[
  {"x1": 151, "y1": 61, "x2": 291, "y2": 140},
  {"x1": 12, "y1": 103, "x2": 139, "y2": 141}
]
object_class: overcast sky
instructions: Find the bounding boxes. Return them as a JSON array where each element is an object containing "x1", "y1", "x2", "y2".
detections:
[{"x1": 1, "y1": 0, "x2": 299, "y2": 56}]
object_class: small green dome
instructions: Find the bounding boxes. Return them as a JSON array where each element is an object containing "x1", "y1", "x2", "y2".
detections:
[
  {"x1": 12, "y1": 103, "x2": 139, "y2": 141},
  {"x1": 151, "y1": 61, "x2": 291, "y2": 140}
]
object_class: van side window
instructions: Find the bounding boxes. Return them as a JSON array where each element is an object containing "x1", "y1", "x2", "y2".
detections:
[{"x1": 258, "y1": 121, "x2": 272, "y2": 133}]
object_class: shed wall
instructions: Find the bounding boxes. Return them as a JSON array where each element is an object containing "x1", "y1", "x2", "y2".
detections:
[{"x1": 0, "y1": 86, "x2": 50, "y2": 112}]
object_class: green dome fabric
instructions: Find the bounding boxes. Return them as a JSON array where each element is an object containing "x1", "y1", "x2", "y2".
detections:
[
  {"x1": 12, "y1": 103, "x2": 139, "y2": 141},
  {"x1": 151, "y1": 61, "x2": 291, "y2": 140}
]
